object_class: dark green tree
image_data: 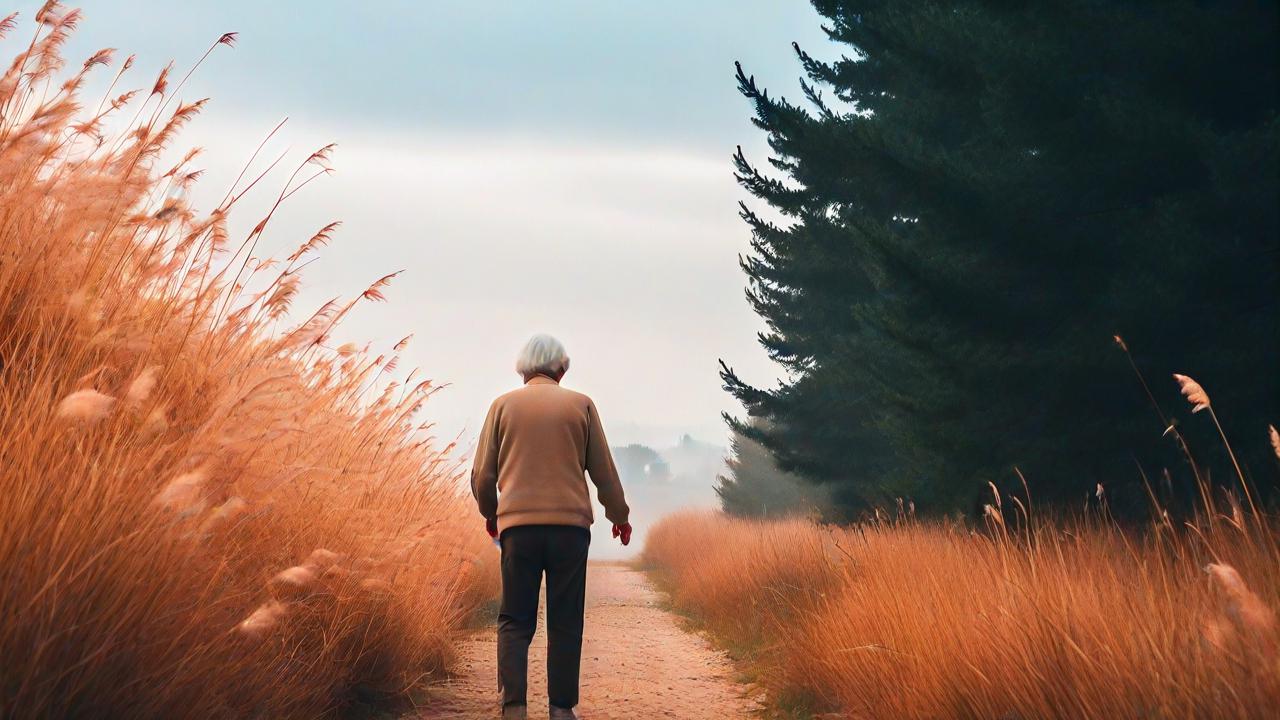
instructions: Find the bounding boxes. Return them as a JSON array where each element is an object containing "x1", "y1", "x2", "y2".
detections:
[
  {"x1": 721, "y1": 1, "x2": 1279, "y2": 514},
  {"x1": 612, "y1": 444, "x2": 671, "y2": 485},
  {"x1": 716, "y1": 419, "x2": 830, "y2": 518}
]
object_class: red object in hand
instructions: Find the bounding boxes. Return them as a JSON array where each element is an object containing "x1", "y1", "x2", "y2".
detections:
[
  {"x1": 611, "y1": 522, "x2": 632, "y2": 546},
  {"x1": 485, "y1": 517, "x2": 498, "y2": 538}
]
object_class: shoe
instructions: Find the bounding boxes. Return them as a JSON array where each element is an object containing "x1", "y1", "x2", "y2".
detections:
[
  {"x1": 549, "y1": 706, "x2": 578, "y2": 720},
  {"x1": 501, "y1": 703, "x2": 528, "y2": 720}
]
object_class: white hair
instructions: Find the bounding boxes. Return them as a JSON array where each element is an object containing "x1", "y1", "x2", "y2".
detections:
[{"x1": 515, "y1": 334, "x2": 570, "y2": 378}]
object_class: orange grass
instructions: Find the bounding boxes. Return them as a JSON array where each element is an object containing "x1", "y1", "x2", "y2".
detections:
[
  {"x1": 644, "y1": 507, "x2": 1280, "y2": 718},
  {"x1": 0, "y1": 7, "x2": 496, "y2": 718}
]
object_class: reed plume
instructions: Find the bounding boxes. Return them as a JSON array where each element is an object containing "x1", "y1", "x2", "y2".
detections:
[
  {"x1": 56, "y1": 388, "x2": 116, "y2": 421},
  {"x1": 1173, "y1": 373, "x2": 1258, "y2": 517}
]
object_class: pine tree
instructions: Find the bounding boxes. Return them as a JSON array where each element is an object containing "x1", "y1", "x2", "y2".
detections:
[
  {"x1": 721, "y1": 1, "x2": 1279, "y2": 514},
  {"x1": 715, "y1": 419, "x2": 830, "y2": 518}
]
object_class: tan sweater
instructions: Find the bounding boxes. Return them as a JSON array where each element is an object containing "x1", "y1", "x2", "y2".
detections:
[{"x1": 471, "y1": 375, "x2": 630, "y2": 533}]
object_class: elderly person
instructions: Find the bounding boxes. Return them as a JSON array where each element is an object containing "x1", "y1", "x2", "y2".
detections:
[{"x1": 471, "y1": 334, "x2": 632, "y2": 720}]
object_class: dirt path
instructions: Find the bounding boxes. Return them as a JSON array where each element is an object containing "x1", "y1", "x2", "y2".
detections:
[{"x1": 414, "y1": 563, "x2": 762, "y2": 719}]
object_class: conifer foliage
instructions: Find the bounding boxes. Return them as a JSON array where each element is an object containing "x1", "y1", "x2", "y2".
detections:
[
  {"x1": 716, "y1": 419, "x2": 828, "y2": 518},
  {"x1": 721, "y1": 1, "x2": 1279, "y2": 513}
]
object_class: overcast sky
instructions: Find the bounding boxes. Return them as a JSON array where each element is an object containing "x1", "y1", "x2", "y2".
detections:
[{"x1": 56, "y1": 1, "x2": 833, "y2": 452}]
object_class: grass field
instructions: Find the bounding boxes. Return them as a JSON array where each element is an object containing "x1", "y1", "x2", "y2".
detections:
[
  {"x1": 0, "y1": 9, "x2": 496, "y2": 718},
  {"x1": 643, "y1": 505, "x2": 1279, "y2": 719}
]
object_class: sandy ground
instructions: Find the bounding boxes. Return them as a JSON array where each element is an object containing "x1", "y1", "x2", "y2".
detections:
[{"x1": 414, "y1": 563, "x2": 763, "y2": 719}]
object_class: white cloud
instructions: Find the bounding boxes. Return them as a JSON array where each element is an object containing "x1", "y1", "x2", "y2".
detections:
[{"x1": 181, "y1": 119, "x2": 780, "y2": 456}]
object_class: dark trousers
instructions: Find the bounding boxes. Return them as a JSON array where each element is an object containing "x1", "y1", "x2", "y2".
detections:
[{"x1": 498, "y1": 524, "x2": 590, "y2": 709}]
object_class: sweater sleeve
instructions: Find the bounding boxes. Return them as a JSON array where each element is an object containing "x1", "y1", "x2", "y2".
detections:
[
  {"x1": 470, "y1": 401, "x2": 500, "y2": 521},
  {"x1": 585, "y1": 398, "x2": 630, "y2": 526}
]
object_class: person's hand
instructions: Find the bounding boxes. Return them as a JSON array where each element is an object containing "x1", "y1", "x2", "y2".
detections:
[
  {"x1": 611, "y1": 522, "x2": 632, "y2": 546},
  {"x1": 485, "y1": 517, "x2": 498, "y2": 539}
]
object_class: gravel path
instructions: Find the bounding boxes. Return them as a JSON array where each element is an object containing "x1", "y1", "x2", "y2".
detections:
[{"x1": 414, "y1": 563, "x2": 763, "y2": 719}]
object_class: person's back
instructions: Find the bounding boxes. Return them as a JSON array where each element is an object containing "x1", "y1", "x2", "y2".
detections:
[
  {"x1": 473, "y1": 378, "x2": 628, "y2": 533},
  {"x1": 471, "y1": 334, "x2": 631, "y2": 720}
]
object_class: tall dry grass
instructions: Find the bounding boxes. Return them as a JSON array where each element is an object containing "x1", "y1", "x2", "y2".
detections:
[
  {"x1": 0, "y1": 6, "x2": 496, "y2": 718},
  {"x1": 645, "y1": 379, "x2": 1280, "y2": 719},
  {"x1": 646, "y1": 509, "x2": 1279, "y2": 718}
]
